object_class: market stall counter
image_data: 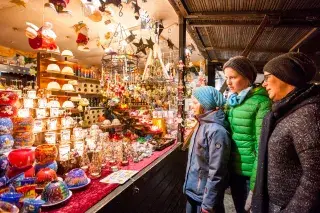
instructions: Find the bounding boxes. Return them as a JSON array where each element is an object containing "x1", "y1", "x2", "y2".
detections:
[{"x1": 42, "y1": 141, "x2": 184, "y2": 213}]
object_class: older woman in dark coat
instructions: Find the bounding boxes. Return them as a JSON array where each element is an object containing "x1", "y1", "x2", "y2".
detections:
[{"x1": 252, "y1": 52, "x2": 320, "y2": 213}]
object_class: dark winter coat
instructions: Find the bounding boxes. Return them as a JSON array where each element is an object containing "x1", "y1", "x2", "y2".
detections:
[
  {"x1": 252, "y1": 84, "x2": 320, "y2": 213},
  {"x1": 183, "y1": 109, "x2": 231, "y2": 212}
]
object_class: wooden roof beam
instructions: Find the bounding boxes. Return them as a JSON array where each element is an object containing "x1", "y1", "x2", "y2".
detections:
[
  {"x1": 290, "y1": 28, "x2": 318, "y2": 51},
  {"x1": 204, "y1": 28, "x2": 218, "y2": 60},
  {"x1": 189, "y1": 20, "x2": 320, "y2": 28},
  {"x1": 167, "y1": 0, "x2": 210, "y2": 59},
  {"x1": 205, "y1": 46, "x2": 286, "y2": 54},
  {"x1": 242, "y1": 15, "x2": 270, "y2": 57},
  {"x1": 186, "y1": 9, "x2": 320, "y2": 20}
]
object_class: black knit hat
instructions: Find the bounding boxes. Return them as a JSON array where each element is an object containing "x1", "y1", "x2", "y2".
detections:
[
  {"x1": 263, "y1": 52, "x2": 317, "y2": 87},
  {"x1": 223, "y1": 56, "x2": 257, "y2": 84}
]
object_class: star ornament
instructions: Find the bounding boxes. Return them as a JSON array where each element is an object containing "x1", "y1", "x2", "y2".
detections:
[
  {"x1": 133, "y1": 38, "x2": 147, "y2": 55},
  {"x1": 167, "y1": 39, "x2": 174, "y2": 50},
  {"x1": 146, "y1": 37, "x2": 154, "y2": 50}
]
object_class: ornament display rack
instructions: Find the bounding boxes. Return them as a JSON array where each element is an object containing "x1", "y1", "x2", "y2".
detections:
[{"x1": 34, "y1": 52, "x2": 105, "y2": 144}]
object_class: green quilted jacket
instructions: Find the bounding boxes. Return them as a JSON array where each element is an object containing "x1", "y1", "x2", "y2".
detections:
[{"x1": 227, "y1": 86, "x2": 271, "y2": 190}]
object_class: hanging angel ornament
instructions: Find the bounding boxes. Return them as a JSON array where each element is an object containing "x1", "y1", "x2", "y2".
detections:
[
  {"x1": 25, "y1": 22, "x2": 58, "y2": 51},
  {"x1": 44, "y1": 0, "x2": 72, "y2": 16},
  {"x1": 81, "y1": 0, "x2": 102, "y2": 22},
  {"x1": 73, "y1": 22, "x2": 90, "y2": 52}
]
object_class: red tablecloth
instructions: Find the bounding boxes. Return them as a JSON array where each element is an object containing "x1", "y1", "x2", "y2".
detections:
[{"x1": 43, "y1": 143, "x2": 177, "y2": 213}]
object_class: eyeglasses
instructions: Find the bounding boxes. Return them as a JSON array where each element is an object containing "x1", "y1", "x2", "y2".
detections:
[{"x1": 264, "y1": 74, "x2": 272, "y2": 82}]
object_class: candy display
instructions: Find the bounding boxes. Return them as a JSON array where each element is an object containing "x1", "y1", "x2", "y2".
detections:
[
  {"x1": 41, "y1": 180, "x2": 71, "y2": 204},
  {"x1": 0, "y1": 105, "x2": 18, "y2": 117},
  {"x1": 64, "y1": 168, "x2": 89, "y2": 188},
  {"x1": 36, "y1": 168, "x2": 58, "y2": 188},
  {"x1": 13, "y1": 132, "x2": 35, "y2": 148},
  {"x1": 22, "y1": 198, "x2": 45, "y2": 213},
  {"x1": 0, "y1": 118, "x2": 13, "y2": 135},
  {"x1": 12, "y1": 117, "x2": 34, "y2": 133},
  {"x1": 8, "y1": 149, "x2": 35, "y2": 169},
  {"x1": 35, "y1": 161, "x2": 58, "y2": 173},
  {"x1": 0, "y1": 134, "x2": 14, "y2": 154},
  {"x1": 0, "y1": 200, "x2": 19, "y2": 213},
  {"x1": 35, "y1": 145, "x2": 58, "y2": 165},
  {"x1": 0, "y1": 192, "x2": 23, "y2": 206},
  {"x1": 0, "y1": 91, "x2": 18, "y2": 106}
]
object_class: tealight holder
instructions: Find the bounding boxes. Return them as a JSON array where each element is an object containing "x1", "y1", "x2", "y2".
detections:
[
  {"x1": 27, "y1": 90, "x2": 37, "y2": 99},
  {"x1": 23, "y1": 99, "x2": 34, "y2": 108},
  {"x1": 18, "y1": 108, "x2": 30, "y2": 118},
  {"x1": 38, "y1": 98, "x2": 47, "y2": 108},
  {"x1": 47, "y1": 118, "x2": 58, "y2": 131}
]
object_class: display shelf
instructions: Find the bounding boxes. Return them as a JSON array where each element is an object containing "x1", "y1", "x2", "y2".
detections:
[
  {"x1": 49, "y1": 91, "x2": 102, "y2": 98},
  {"x1": 34, "y1": 116, "x2": 64, "y2": 120},
  {"x1": 40, "y1": 72, "x2": 78, "y2": 81},
  {"x1": 78, "y1": 77, "x2": 100, "y2": 84},
  {"x1": 34, "y1": 127, "x2": 74, "y2": 134}
]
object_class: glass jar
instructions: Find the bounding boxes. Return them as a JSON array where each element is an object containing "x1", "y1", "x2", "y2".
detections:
[
  {"x1": 89, "y1": 151, "x2": 102, "y2": 179},
  {"x1": 60, "y1": 130, "x2": 70, "y2": 143},
  {"x1": 45, "y1": 132, "x2": 56, "y2": 144}
]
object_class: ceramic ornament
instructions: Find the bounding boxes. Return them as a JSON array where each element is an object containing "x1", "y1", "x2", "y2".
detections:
[
  {"x1": 44, "y1": 0, "x2": 72, "y2": 16},
  {"x1": 73, "y1": 22, "x2": 90, "y2": 52},
  {"x1": 10, "y1": 0, "x2": 28, "y2": 7},
  {"x1": 26, "y1": 22, "x2": 58, "y2": 51}
]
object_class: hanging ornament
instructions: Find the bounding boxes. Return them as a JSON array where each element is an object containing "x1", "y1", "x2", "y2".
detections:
[
  {"x1": 167, "y1": 39, "x2": 174, "y2": 50},
  {"x1": 133, "y1": 38, "x2": 147, "y2": 55},
  {"x1": 154, "y1": 20, "x2": 164, "y2": 42},
  {"x1": 73, "y1": 22, "x2": 90, "y2": 52},
  {"x1": 132, "y1": 1, "x2": 140, "y2": 20},
  {"x1": 140, "y1": 9, "x2": 150, "y2": 30},
  {"x1": 44, "y1": 0, "x2": 72, "y2": 16},
  {"x1": 25, "y1": 22, "x2": 58, "y2": 51},
  {"x1": 81, "y1": 0, "x2": 102, "y2": 22},
  {"x1": 146, "y1": 37, "x2": 154, "y2": 50},
  {"x1": 10, "y1": 0, "x2": 28, "y2": 7},
  {"x1": 125, "y1": 31, "x2": 136, "y2": 44},
  {"x1": 99, "y1": 0, "x2": 123, "y2": 17}
]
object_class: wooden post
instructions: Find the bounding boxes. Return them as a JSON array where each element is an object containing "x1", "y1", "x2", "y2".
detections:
[
  {"x1": 177, "y1": 16, "x2": 186, "y2": 143},
  {"x1": 207, "y1": 60, "x2": 216, "y2": 87}
]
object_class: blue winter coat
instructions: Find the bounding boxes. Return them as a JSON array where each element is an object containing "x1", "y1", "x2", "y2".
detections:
[{"x1": 183, "y1": 109, "x2": 231, "y2": 211}]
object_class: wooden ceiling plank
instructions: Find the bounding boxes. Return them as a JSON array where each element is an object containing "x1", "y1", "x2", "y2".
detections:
[
  {"x1": 289, "y1": 28, "x2": 318, "y2": 52},
  {"x1": 242, "y1": 15, "x2": 270, "y2": 57},
  {"x1": 204, "y1": 27, "x2": 218, "y2": 60},
  {"x1": 186, "y1": 9, "x2": 320, "y2": 20},
  {"x1": 205, "y1": 46, "x2": 287, "y2": 54}
]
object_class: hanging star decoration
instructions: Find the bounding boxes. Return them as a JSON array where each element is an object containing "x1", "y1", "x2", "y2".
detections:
[
  {"x1": 133, "y1": 38, "x2": 147, "y2": 55},
  {"x1": 146, "y1": 37, "x2": 154, "y2": 50},
  {"x1": 10, "y1": 0, "x2": 27, "y2": 7},
  {"x1": 132, "y1": 1, "x2": 141, "y2": 20},
  {"x1": 167, "y1": 39, "x2": 174, "y2": 50}
]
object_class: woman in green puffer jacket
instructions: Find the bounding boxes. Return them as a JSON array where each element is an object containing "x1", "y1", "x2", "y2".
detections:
[{"x1": 223, "y1": 56, "x2": 271, "y2": 213}]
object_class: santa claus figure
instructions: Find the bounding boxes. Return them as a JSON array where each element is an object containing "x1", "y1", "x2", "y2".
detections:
[
  {"x1": 25, "y1": 22, "x2": 58, "y2": 51},
  {"x1": 73, "y1": 22, "x2": 90, "y2": 52}
]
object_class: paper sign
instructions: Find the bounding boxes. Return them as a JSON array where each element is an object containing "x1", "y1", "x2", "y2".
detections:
[{"x1": 100, "y1": 170, "x2": 138, "y2": 185}]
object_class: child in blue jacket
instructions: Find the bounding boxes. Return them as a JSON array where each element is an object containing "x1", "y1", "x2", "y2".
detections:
[{"x1": 183, "y1": 86, "x2": 231, "y2": 213}]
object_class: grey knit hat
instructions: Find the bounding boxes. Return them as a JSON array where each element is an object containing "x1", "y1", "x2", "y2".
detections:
[
  {"x1": 223, "y1": 56, "x2": 257, "y2": 84},
  {"x1": 263, "y1": 52, "x2": 316, "y2": 87}
]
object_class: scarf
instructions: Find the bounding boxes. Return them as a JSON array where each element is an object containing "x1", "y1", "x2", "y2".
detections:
[{"x1": 228, "y1": 86, "x2": 252, "y2": 107}]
